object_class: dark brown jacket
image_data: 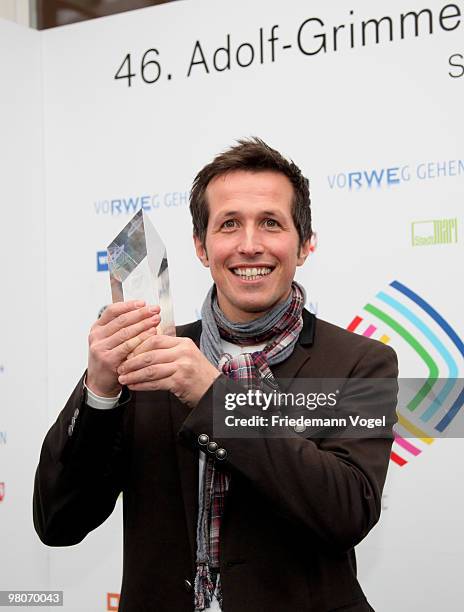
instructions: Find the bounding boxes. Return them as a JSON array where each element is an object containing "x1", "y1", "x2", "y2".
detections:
[{"x1": 33, "y1": 311, "x2": 398, "y2": 611}]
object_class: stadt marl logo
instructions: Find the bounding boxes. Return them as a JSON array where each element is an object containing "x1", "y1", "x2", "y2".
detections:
[{"x1": 411, "y1": 217, "x2": 458, "y2": 247}]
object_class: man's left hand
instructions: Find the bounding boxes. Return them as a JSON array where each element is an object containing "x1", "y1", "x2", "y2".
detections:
[{"x1": 117, "y1": 335, "x2": 221, "y2": 407}]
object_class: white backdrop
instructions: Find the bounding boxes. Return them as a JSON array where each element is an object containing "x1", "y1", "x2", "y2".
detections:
[
  {"x1": 0, "y1": 17, "x2": 49, "y2": 595},
  {"x1": 1, "y1": 0, "x2": 464, "y2": 609}
]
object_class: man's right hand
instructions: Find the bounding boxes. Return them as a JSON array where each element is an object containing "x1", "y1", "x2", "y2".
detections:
[{"x1": 86, "y1": 300, "x2": 160, "y2": 397}]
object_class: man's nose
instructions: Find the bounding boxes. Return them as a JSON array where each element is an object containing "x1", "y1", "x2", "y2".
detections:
[{"x1": 237, "y1": 227, "x2": 264, "y2": 255}]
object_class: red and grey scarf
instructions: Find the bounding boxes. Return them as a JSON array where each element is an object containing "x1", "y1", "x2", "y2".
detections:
[{"x1": 195, "y1": 282, "x2": 306, "y2": 610}]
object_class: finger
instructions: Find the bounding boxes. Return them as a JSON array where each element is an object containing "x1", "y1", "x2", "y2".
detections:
[
  {"x1": 111, "y1": 327, "x2": 160, "y2": 363},
  {"x1": 97, "y1": 300, "x2": 146, "y2": 326},
  {"x1": 127, "y1": 381, "x2": 166, "y2": 391},
  {"x1": 129, "y1": 335, "x2": 177, "y2": 359},
  {"x1": 100, "y1": 305, "x2": 160, "y2": 339},
  {"x1": 105, "y1": 313, "x2": 160, "y2": 350},
  {"x1": 127, "y1": 335, "x2": 156, "y2": 359},
  {"x1": 128, "y1": 327, "x2": 157, "y2": 352},
  {"x1": 126, "y1": 327, "x2": 158, "y2": 360},
  {"x1": 129, "y1": 333, "x2": 181, "y2": 358},
  {"x1": 125, "y1": 327, "x2": 157, "y2": 360},
  {"x1": 118, "y1": 345, "x2": 179, "y2": 374},
  {"x1": 118, "y1": 363, "x2": 177, "y2": 386}
]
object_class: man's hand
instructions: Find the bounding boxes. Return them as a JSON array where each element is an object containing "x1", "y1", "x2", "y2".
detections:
[
  {"x1": 86, "y1": 301, "x2": 161, "y2": 397},
  {"x1": 117, "y1": 335, "x2": 221, "y2": 407}
]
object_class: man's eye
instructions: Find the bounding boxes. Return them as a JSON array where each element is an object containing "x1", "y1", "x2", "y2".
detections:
[
  {"x1": 264, "y1": 218, "x2": 279, "y2": 228},
  {"x1": 222, "y1": 219, "x2": 237, "y2": 229}
]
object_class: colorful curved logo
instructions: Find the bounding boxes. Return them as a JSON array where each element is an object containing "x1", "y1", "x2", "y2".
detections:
[{"x1": 347, "y1": 280, "x2": 464, "y2": 467}]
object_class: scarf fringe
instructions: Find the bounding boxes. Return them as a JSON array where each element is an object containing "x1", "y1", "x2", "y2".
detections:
[{"x1": 194, "y1": 563, "x2": 215, "y2": 611}]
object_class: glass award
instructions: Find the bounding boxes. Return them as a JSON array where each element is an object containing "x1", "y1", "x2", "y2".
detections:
[{"x1": 107, "y1": 209, "x2": 175, "y2": 336}]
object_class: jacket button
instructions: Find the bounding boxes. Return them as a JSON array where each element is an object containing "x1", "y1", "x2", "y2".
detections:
[
  {"x1": 73, "y1": 408, "x2": 80, "y2": 418},
  {"x1": 294, "y1": 424, "x2": 306, "y2": 433},
  {"x1": 215, "y1": 448, "x2": 227, "y2": 460},
  {"x1": 184, "y1": 579, "x2": 192, "y2": 592},
  {"x1": 67, "y1": 424, "x2": 73, "y2": 437},
  {"x1": 198, "y1": 434, "x2": 209, "y2": 446},
  {"x1": 207, "y1": 441, "x2": 218, "y2": 453}
]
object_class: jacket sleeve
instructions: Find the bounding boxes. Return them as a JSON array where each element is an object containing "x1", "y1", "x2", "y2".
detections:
[
  {"x1": 178, "y1": 341, "x2": 398, "y2": 552},
  {"x1": 33, "y1": 374, "x2": 133, "y2": 546}
]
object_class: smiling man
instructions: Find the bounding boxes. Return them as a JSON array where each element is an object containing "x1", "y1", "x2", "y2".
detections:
[
  {"x1": 193, "y1": 168, "x2": 310, "y2": 321},
  {"x1": 34, "y1": 138, "x2": 398, "y2": 612}
]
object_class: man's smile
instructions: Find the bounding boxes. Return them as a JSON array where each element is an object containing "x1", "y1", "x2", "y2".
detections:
[{"x1": 229, "y1": 265, "x2": 275, "y2": 281}]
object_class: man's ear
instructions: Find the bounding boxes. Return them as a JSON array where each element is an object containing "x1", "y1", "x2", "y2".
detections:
[
  {"x1": 297, "y1": 238, "x2": 311, "y2": 266},
  {"x1": 194, "y1": 234, "x2": 209, "y2": 267}
]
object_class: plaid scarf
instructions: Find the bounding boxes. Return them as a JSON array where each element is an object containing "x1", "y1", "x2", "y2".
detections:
[{"x1": 195, "y1": 282, "x2": 306, "y2": 610}]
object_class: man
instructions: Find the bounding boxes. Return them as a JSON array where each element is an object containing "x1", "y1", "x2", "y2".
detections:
[{"x1": 34, "y1": 138, "x2": 398, "y2": 611}]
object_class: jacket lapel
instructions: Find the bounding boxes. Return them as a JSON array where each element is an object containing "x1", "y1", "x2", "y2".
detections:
[
  {"x1": 270, "y1": 342, "x2": 312, "y2": 389},
  {"x1": 169, "y1": 320, "x2": 203, "y2": 562},
  {"x1": 170, "y1": 394, "x2": 198, "y2": 563},
  {"x1": 270, "y1": 309, "x2": 316, "y2": 389}
]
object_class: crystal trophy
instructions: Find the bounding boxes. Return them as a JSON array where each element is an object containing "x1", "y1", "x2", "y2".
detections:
[{"x1": 107, "y1": 209, "x2": 175, "y2": 336}]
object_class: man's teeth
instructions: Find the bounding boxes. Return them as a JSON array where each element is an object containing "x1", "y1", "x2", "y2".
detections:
[{"x1": 232, "y1": 267, "x2": 272, "y2": 280}]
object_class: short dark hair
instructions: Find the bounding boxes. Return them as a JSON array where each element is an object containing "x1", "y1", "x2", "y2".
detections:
[{"x1": 189, "y1": 137, "x2": 312, "y2": 247}]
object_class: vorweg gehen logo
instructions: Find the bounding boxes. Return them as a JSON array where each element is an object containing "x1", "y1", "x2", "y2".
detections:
[
  {"x1": 94, "y1": 192, "x2": 189, "y2": 215},
  {"x1": 328, "y1": 159, "x2": 464, "y2": 190}
]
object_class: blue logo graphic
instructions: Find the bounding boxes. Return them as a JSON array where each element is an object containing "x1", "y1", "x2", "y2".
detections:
[
  {"x1": 97, "y1": 251, "x2": 108, "y2": 272},
  {"x1": 347, "y1": 280, "x2": 464, "y2": 467}
]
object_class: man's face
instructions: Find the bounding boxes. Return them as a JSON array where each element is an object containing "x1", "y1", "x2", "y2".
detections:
[{"x1": 194, "y1": 170, "x2": 310, "y2": 322}]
